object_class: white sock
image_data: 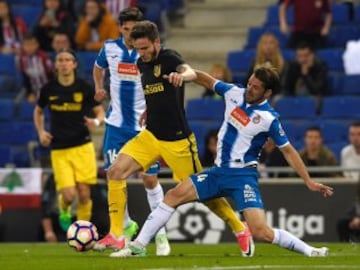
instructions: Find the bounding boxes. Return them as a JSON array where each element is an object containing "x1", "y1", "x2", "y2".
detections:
[
  {"x1": 272, "y1": 228, "x2": 313, "y2": 256},
  {"x1": 145, "y1": 183, "x2": 166, "y2": 235},
  {"x1": 123, "y1": 203, "x2": 132, "y2": 228},
  {"x1": 136, "y1": 202, "x2": 175, "y2": 246}
]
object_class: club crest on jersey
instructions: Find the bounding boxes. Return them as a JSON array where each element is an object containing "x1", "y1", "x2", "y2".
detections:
[
  {"x1": 73, "y1": 92, "x2": 83, "y2": 103},
  {"x1": 252, "y1": 114, "x2": 261, "y2": 124},
  {"x1": 153, "y1": 64, "x2": 161, "y2": 77}
]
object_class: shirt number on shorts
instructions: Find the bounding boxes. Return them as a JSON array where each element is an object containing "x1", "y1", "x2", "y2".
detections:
[{"x1": 107, "y1": 149, "x2": 118, "y2": 164}]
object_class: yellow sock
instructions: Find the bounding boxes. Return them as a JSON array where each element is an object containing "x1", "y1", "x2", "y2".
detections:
[
  {"x1": 205, "y1": 197, "x2": 245, "y2": 233},
  {"x1": 108, "y1": 179, "x2": 127, "y2": 238},
  {"x1": 77, "y1": 199, "x2": 93, "y2": 221},
  {"x1": 58, "y1": 194, "x2": 70, "y2": 212}
]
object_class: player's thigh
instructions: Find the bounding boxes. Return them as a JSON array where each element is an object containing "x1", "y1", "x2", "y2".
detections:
[
  {"x1": 160, "y1": 133, "x2": 203, "y2": 181},
  {"x1": 190, "y1": 167, "x2": 223, "y2": 202},
  {"x1": 71, "y1": 142, "x2": 97, "y2": 185},
  {"x1": 120, "y1": 129, "x2": 160, "y2": 172},
  {"x1": 102, "y1": 125, "x2": 138, "y2": 169},
  {"x1": 51, "y1": 148, "x2": 76, "y2": 191}
]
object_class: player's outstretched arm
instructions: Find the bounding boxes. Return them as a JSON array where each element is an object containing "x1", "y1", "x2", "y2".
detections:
[
  {"x1": 163, "y1": 64, "x2": 197, "y2": 87},
  {"x1": 194, "y1": 70, "x2": 217, "y2": 91},
  {"x1": 93, "y1": 65, "x2": 107, "y2": 101},
  {"x1": 280, "y1": 143, "x2": 334, "y2": 197}
]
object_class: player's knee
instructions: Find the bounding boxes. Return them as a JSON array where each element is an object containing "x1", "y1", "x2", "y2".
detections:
[
  {"x1": 107, "y1": 164, "x2": 126, "y2": 180},
  {"x1": 62, "y1": 189, "x2": 76, "y2": 205},
  {"x1": 164, "y1": 188, "x2": 182, "y2": 208}
]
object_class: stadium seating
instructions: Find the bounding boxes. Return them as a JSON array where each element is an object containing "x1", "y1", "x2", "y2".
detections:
[
  {"x1": 12, "y1": 5, "x2": 42, "y2": 30},
  {"x1": 318, "y1": 120, "x2": 349, "y2": 144},
  {"x1": 17, "y1": 101, "x2": 36, "y2": 122},
  {"x1": 331, "y1": 4, "x2": 351, "y2": 25},
  {"x1": 341, "y1": 75, "x2": 360, "y2": 95},
  {"x1": 274, "y1": 97, "x2": 317, "y2": 119},
  {"x1": 356, "y1": 4, "x2": 360, "y2": 23},
  {"x1": 321, "y1": 96, "x2": 360, "y2": 118},
  {"x1": 0, "y1": 99, "x2": 15, "y2": 121},
  {"x1": 0, "y1": 145, "x2": 12, "y2": 167},
  {"x1": 0, "y1": 54, "x2": 17, "y2": 77},
  {"x1": 226, "y1": 50, "x2": 255, "y2": 81},
  {"x1": 263, "y1": 4, "x2": 294, "y2": 26},
  {"x1": 186, "y1": 98, "x2": 225, "y2": 121},
  {"x1": 317, "y1": 49, "x2": 344, "y2": 72}
]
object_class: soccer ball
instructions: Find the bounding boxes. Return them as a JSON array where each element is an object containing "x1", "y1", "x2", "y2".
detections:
[{"x1": 67, "y1": 220, "x2": 99, "y2": 252}]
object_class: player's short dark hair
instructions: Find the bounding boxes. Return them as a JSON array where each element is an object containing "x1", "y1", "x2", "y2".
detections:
[
  {"x1": 130, "y1": 20, "x2": 159, "y2": 42},
  {"x1": 118, "y1": 7, "x2": 144, "y2": 25},
  {"x1": 253, "y1": 66, "x2": 280, "y2": 93},
  {"x1": 350, "y1": 121, "x2": 360, "y2": 128}
]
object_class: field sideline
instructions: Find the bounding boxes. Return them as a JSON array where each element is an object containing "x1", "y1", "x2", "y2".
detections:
[{"x1": 0, "y1": 243, "x2": 359, "y2": 270}]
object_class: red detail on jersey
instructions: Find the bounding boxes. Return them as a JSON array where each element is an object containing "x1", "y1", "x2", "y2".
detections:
[
  {"x1": 117, "y1": 63, "x2": 139, "y2": 75},
  {"x1": 230, "y1": 107, "x2": 250, "y2": 126}
]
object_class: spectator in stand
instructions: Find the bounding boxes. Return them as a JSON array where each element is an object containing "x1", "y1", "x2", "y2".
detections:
[
  {"x1": 337, "y1": 181, "x2": 360, "y2": 242},
  {"x1": 279, "y1": 0, "x2": 332, "y2": 49},
  {"x1": 75, "y1": 0, "x2": 118, "y2": 51},
  {"x1": 299, "y1": 126, "x2": 338, "y2": 177},
  {"x1": 201, "y1": 129, "x2": 218, "y2": 167},
  {"x1": 18, "y1": 34, "x2": 53, "y2": 103},
  {"x1": 0, "y1": 0, "x2": 28, "y2": 54},
  {"x1": 51, "y1": 31, "x2": 73, "y2": 52},
  {"x1": 245, "y1": 32, "x2": 287, "y2": 97},
  {"x1": 341, "y1": 121, "x2": 360, "y2": 181},
  {"x1": 33, "y1": 0, "x2": 75, "y2": 51},
  {"x1": 283, "y1": 42, "x2": 327, "y2": 111},
  {"x1": 104, "y1": 0, "x2": 137, "y2": 19},
  {"x1": 202, "y1": 63, "x2": 232, "y2": 98},
  {"x1": 259, "y1": 138, "x2": 291, "y2": 178}
]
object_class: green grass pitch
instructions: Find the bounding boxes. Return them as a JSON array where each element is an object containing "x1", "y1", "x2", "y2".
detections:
[{"x1": 0, "y1": 243, "x2": 359, "y2": 270}]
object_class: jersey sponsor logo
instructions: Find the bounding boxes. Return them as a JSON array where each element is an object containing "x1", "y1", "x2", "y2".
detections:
[
  {"x1": 73, "y1": 92, "x2": 83, "y2": 103},
  {"x1": 49, "y1": 96, "x2": 59, "y2": 101},
  {"x1": 228, "y1": 107, "x2": 250, "y2": 130},
  {"x1": 144, "y1": 83, "x2": 164, "y2": 95},
  {"x1": 117, "y1": 62, "x2": 139, "y2": 81},
  {"x1": 153, "y1": 64, "x2": 161, "y2": 77},
  {"x1": 50, "y1": 103, "x2": 82, "y2": 111}
]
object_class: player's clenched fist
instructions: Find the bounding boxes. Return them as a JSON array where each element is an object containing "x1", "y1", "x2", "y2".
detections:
[{"x1": 163, "y1": 72, "x2": 184, "y2": 87}]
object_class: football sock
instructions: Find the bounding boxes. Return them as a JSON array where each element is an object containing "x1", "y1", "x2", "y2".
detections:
[
  {"x1": 77, "y1": 199, "x2": 92, "y2": 221},
  {"x1": 58, "y1": 193, "x2": 70, "y2": 212},
  {"x1": 123, "y1": 204, "x2": 131, "y2": 228},
  {"x1": 108, "y1": 179, "x2": 127, "y2": 238},
  {"x1": 272, "y1": 228, "x2": 313, "y2": 256},
  {"x1": 204, "y1": 198, "x2": 246, "y2": 233},
  {"x1": 136, "y1": 202, "x2": 175, "y2": 246},
  {"x1": 145, "y1": 182, "x2": 166, "y2": 235}
]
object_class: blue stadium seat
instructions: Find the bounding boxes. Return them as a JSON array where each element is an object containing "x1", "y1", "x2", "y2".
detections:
[
  {"x1": 227, "y1": 50, "x2": 255, "y2": 74},
  {"x1": 317, "y1": 49, "x2": 344, "y2": 72},
  {"x1": 17, "y1": 101, "x2": 36, "y2": 121},
  {"x1": 0, "y1": 99, "x2": 15, "y2": 121},
  {"x1": 327, "y1": 72, "x2": 344, "y2": 95},
  {"x1": 331, "y1": 4, "x2": 351, "y2": 25},
  {"x1": 318, "y1": 120, "x2": 349, "y2": 144},
  {"x1": 245, "y1": 27, "x2": 288, "y2": 49},
  {"x1": 321, "y1": 96, "x2": 360, "y2": 118},
  {"x1": 356, "y1": 5, "x2": 360, "y2": 22},
  {"x1": 76, "y1": 51, "x2": 98, "y2": 77},
  {"x1": 0, "y1": 123, "x2": 13, "y2": 145},
  {"x1": 10, "y1": 0, "x2": 42, "y2": 5},
  {"x1": 264, "y1": 4, "x2": 294, "y2": 26},
  {"x1": 0, "y1": 53, "x2": 17, "y2": 77},
  {"x1": 11, "y1": 122, "x2": 38, "y2": 145},
  {"x1": 327, "y1": 141, "x2": 347, "y2": 162},
  {"x1": 12, "y1": 5, "x2": 42, "y2": 30},
  {"x1": 281, "y1": 120, "x2": 313, "y2": 143},
  {"x1": 0, "y1": 145, "x2": 12, "y2": 167},
  {"x1": 186, "y1": 99, "x2": 225, "y2": 121},
  {"x1": 341, "y1": 75, "x2": 360, "y2": 95},
  {"x1": 282, "y1": 49, "x2": 295, "y2": 61},
  {"x1": 10, "y1": 145, "x2": 31, "y2": 167},
  {"x1": 274, "y1": 97, "x2": 317, "y2": 119},
  {"x1": 328, "y1": 25, "x2": 360, "y2": 48}
]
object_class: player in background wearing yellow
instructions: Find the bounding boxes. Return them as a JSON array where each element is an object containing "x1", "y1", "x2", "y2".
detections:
[
  {"x1": 34, "y1": 49, "x2": 105, "y2": 231},
  {"x1": 92, "y1": 8, "x2": 170, "y2": 255},
  {"x1": 106, "y1": 21, "x2": 252, "y2": 258}
]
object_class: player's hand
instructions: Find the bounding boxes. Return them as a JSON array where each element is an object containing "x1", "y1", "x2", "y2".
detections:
[
  {"x1": 306, "y1": 180, "x2": 334, "y2": 197},
  {"x1": 84, "y1": 116, "x2": 100, "y2": 129},
  {"x1": 139, "y1": 110, "x2": 147, "y2": 127},
  {"x1": 95, "y1": 88, "x2": 107, "y2": 101},
  {"x1": 163, "y1": 72, "x2": 184, "y2": 87},
  {"x1": 39, "y1": 131, "x2": 53, "y2": 147}
]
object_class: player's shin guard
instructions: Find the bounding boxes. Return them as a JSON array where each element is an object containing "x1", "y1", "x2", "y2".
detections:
[
  {"x1": 108, "y1": 180, "x2": 127, "y2": 238},
  {"x1": 204, "y1": 197, "x2": 246, "y2": 233}
]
